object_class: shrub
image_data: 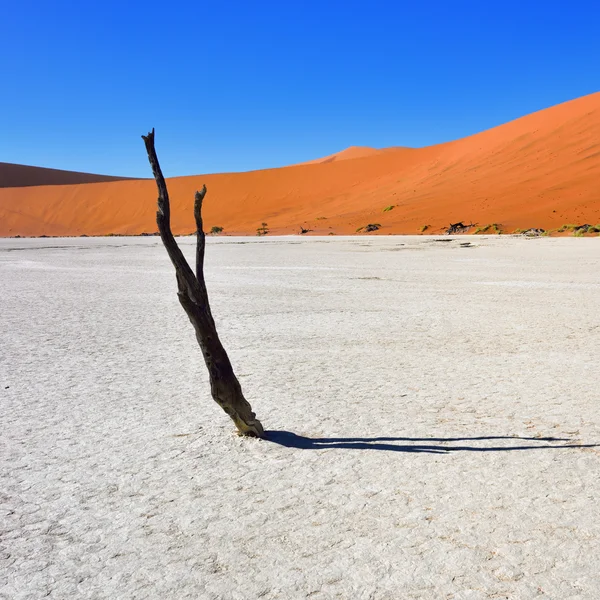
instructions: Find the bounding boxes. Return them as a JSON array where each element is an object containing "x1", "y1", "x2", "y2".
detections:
[
  {"x1": 210, "y1": 226, "x2": 224, "y2": 235},
  {"x1": 557, "y1": 224, "x2": 577, "y2": 233},
  {"x1": 357, "y1": 223, "x2": 381, "y2": 233},
  {"x1": 474, "y1": 223, "x2": 502, "y2": 234},
  {"x1": 383, "y1": 205, "x2": 395, "y2": 212},
  {"x1": 514, "y1": 227, "x2": 545, "y2": 236},
  {"x1": 256, "y1": 222, "x2": 269, "y2": 236}
]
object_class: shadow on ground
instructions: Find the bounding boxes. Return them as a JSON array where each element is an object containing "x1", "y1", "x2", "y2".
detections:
[{"x1": 264, "y1": 431, "x2": 599, "y2": 454}]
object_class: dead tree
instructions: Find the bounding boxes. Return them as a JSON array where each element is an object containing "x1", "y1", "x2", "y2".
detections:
[
  {"x1": 446, "y1": 222, "x2": 476, "y2": 235},
  {"x1": 142, "y1": 129, "x2": 264, "y2": 437}
]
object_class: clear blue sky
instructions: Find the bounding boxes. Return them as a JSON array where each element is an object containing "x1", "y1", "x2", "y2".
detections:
[{"x1": 1, "y1": 0, "x2": 598, "y2": 177}]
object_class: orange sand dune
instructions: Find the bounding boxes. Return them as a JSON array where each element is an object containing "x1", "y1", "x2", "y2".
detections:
[
  {"x1": 0, "y1": 162, "x2": 137, "y2": 189},
  {"x1": 1, "y1": 92, "x2": 600, "y2": 237}
]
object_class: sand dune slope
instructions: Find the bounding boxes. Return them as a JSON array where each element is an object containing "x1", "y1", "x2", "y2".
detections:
[
  {"x1": 0, "y1": 162, "x2": 137, "y2": 189},
  {"x1": 1, "y1": 92, "x2": 599, "y2": 236}
]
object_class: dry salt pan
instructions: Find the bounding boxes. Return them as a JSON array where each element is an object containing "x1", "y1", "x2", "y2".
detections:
[{"x1": 1, "y1": 235, "x2": 599, "y2": 599}]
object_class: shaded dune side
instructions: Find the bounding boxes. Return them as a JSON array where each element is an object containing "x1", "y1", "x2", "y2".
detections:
[
  {"x1": 0, "y1": 92, "x2": 599, "y2": 237},
  {"x1": 0, "y1": 162, "x2": 138, "y2": 188}
]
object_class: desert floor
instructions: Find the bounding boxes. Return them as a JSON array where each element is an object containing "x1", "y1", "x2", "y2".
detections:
[{"x1": 2, "y1": 235, "x2": 600, "y2": 599}]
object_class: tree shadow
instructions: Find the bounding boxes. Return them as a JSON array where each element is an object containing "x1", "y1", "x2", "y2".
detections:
[{"x1": 264, "y1": 431, "x2": 598, "y2": 454}]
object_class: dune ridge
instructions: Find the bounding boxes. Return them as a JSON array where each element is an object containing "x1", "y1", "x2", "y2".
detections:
[
  {"x1": 0, "y1": 162, "x2": 138, "y2": 189},
  {"x1": 1, "y1": 92, "x2": 599, "y2": 237},
  {"x1": 295, "y1": 146, "x2": 387, "y2": 165}
]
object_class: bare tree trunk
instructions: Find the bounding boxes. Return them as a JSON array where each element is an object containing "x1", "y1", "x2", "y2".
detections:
[{"x1": 142, "y1": 129, "x2": 264, "y2": 437}]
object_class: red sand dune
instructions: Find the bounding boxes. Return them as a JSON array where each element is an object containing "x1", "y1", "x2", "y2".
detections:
[
  {"x1": 1, "y1": 92, "x2": 599, "y2": 237},
  {"x1": 0, "y1": 162, "x2": 136, "y2": 189}
]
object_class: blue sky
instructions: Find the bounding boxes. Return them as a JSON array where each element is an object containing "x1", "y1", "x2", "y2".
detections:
[{"x1": 1, "y1": 0, "x2": 598, "y2": 177}]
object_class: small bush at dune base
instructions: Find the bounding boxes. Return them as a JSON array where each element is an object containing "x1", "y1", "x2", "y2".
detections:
[
  {"x1": 557, "y1": 224, "x2": 577, "y2": 233},
  {"x1": 557, "y1": 223, "x2": 600, "y2": 236},
  {"x1": 357, "y1": 223, "x2": 381, "y2": 233},
  {"x1": 474, "y1": 223, "x2": 502, "y2": 234},
  {"x1": 256, "y1": 222, "x2": 269, "y2": 236}
]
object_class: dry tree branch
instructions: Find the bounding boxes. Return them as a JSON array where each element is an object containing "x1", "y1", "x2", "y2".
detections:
[{"x1": 142, "y1": 129, "x2": 264, "y2": 437}]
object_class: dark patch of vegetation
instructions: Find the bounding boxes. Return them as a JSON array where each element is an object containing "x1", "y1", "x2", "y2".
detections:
[
  {"x1": 256, "y1": 222, "x2": 269, "y2": 236},
  {"x1": 514, "y1": 228, "x2": 546, "y2": 236},
  {"x1": 572, "y1": 224, "x2": 598, "y2": 235},
  {"x1": 316, "y1": 216, "x2": 327, "y2": 220},
  {"x1": 383, "y1": 205, "x2": 396, "y2": 212},
  {"x1": 299, "y1": 225, "x2": 313, "y2": 234},
  {"x1": 419, "y1": 225, "x2": 430, "y2": 233},
  {"x1": 555, "y1": 224, "x2": 600, "y2": 236},
  {"x1": 474, "y1": 223, "x2": 502, "y2": 234},
  {"x1": 356, "y1": 223, "x2": 382, "y2": 233},
  {"x1": 210, "y1": 226, "x2": 224, "y2": 235},
  {"x1": 445, "y1": 222, "x2": 476, "y2": 235},
  {"x1": 556, "y1": 224, "x2": 578, "y2": 233}
]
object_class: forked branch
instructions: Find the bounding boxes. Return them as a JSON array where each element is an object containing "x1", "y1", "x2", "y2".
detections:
[{"x1": 142, "y1": 129, "x2": 264, "y2": 437}]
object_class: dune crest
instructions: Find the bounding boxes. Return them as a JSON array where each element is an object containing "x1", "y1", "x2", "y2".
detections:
[
  {"x1": 295, "y1": 146, "x2": 385, "y2": 165},
  {"x1": 1, "y1": 92, "x2": 599, "y2": 237},
  {"x1": 0, "y1": 162, "x2": 137, "y2": 189}
]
